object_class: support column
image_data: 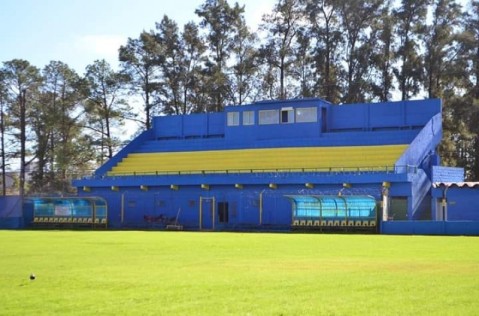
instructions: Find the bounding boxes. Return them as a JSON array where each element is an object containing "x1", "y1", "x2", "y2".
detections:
[{"x1": 382, "y1": 182, "x2": 390, "y2": 222}]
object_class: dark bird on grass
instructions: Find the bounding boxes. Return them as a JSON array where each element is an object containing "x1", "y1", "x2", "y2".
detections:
[{"x1": 30, "y1": 273, "x2": 35, "y2": 280}]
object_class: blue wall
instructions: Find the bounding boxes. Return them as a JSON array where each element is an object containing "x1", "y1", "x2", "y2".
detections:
[
  {"x1": 78, "y1": 181, "x2": 386, "y2": 230},
  {"x1": 396, "y1": 113, "x2": 442, "y2": 170},
  {"x1": 437, "y1": 187, "x2": 479, "y2": 221},
  {"x1": 153, "y1": 112, "x2": 224, "y2": 139},
  {"x1": 124, "y1": 98, "x2": 442, "y2": 155},
  {"x1": 382, "y1": 221, "x2": 479, "y2": 236},
  {"x1": 0, "y1": 196, "x2": 24, "y2": 228},
  {"x1": 328, "y1": 99, "x2": 441, "y2": 131},
  {"x1": 431, "y1": 166, "x2": 464, "y2": 183}
]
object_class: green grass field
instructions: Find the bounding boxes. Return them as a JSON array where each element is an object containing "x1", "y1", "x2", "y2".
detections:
[{"x1": 1, "y1": 231, "x2": 478, "y2": 315}]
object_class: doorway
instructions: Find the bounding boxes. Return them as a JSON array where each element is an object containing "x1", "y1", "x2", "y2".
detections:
[
  {"x1": 218, "y1": 201, "x2": 229, "y2": 224},
  {"x1": 199, "y1": 197, "x2": 215, "y2": 230}
]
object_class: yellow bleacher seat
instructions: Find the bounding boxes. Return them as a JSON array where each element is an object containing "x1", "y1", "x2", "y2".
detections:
[
  {"x1": 299, "y1": 220, "x2": 306, "y2": 226},
  {"x1": 355, "y1": 220, "x2": 362, "y2": 226},
  {"x1": 362, "y1": 221, "x2": 369, "y2": 227},
  {"x1": 34, "y1": 217, "x2": 39, "y2": 223},
  {"x1": 108, "y1": 145, "x2": 408, "y2": 176},
  {"x1": 341, "y1": 220, "x2": 347, "y2": 226},
  {"x1": 94, "y1": 218, "x2": 100, "y2": 224},
  {"x1": 333, "y1": 220, "x2": 340, "y2": 227},
  {"x1": 292, "y1": 220, "x2": 299, "y2": 226},
  {"x1": 370, "y1": 221, "x2": 376, "y2": 227},
  {"x1": 101, "y1": 218, "x2": 107, "y2": 224},
  {"x1": 313, "y1": 220, "x2": 320, "y2": 226},
  {"x1": 306, "y1": 220, "x2": 313, "y2": 226}
]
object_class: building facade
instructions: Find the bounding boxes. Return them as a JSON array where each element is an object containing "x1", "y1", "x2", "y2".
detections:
[{"x1": 65, "y1": 98, "x2": 451, "y2": 232}]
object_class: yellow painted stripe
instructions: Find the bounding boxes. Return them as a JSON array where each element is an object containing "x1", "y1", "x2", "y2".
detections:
[{"x1": 108, "y1": 145, "x2": 408, "y2": 175}]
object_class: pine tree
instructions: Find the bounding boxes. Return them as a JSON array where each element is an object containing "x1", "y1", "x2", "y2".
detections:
[
  {"x1": 0, "y1": 59, "x2": 42, "y2": 197},
  {"x1": 260, "y1": 0, "x2": 305, "y2": 99},
  {"x1": 304, "y1": 0, "x2": 342, "y2": 103},
  {"x1": 85, "y1": 59, "x2": 130, "y2": 163},
  {"x1": 119, "y1": 31, "x2": 163, "y2": 129},
  {"x1": 196, "y1": 0, "x2": 245, "y2": 110},
  {"x1": 393, "y1": 0, "x2": 429, "y2": 100}
]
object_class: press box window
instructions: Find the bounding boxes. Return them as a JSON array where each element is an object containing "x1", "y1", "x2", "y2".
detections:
[
  {"x1": 259, "y1": 110, "x2": 279, "y2": 125},
  {"x1": 281, "y1": 108, "x2": 294, "y2": 123},
  {"x1": 243, "y1": 111, "x2": 255, "y2": 125},
  {"x1": 227, "y1": 112, "x2": 240, "y2": 126},
  {"x1": 295, "y1": 107, "x2": 317, "y2": 123}
]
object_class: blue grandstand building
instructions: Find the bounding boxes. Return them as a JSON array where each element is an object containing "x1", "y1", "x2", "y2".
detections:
[
  {"x1": 56, "y1": 96, "x2": 469, "y2": 233},
  {"x1": 10, "y1": 97, "x2": 476, "y2": 234}
]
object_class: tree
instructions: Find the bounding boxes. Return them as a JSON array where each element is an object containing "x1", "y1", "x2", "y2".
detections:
[
  {"x1": 338, "y1": 0, "x2": 384, "y2": 103},
  {"x1": 0, "y1": 75, "x2": 8, "y2": 195},
  {"x1": 196, "y1": 0, "x2": 245, "y2": 111},
  {"x1": 424, "y1": 0, "x2": 462, "y2": 99},
  {"x1": 305, "y1": 0, "x2": 342, "y2": 103},
  {"x1": 180, "y1": 22, "x2": 207, "y2": 113},
  {"x1": 119, "y1": 31, "x2": 163, "y2": 129},
  {"x1": 292, "y1": 26, "x2": 315, "y2": 98},
  {"x1": 0, "y1": 59, "x2": 41, "y2": 197},
  {"x1": 370, "y1": 1, "x2": 396, "y2": 101},
  {"x1": 85, "y1": 59, "x2": 130, "y2": 163},
  {"x1": 155, "y1": 15, "x2": 187, "y2": 115},
  {"x1": 260, "y1": 0, "x2": 304, "y2": 100},
  {"x1": 227, "y1": 10, "x2": 259, "y2": 105},
  {"x1": 32, "y1": 61, "x2": 92, "y2": 193},
  {"x1": 393, "y1": 0, "x2": 430, "y2": 100},
  {"x1": 448, "y1": 0, "x2": 479, "y2": 179}
]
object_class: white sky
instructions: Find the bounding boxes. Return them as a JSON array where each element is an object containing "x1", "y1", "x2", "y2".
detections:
[{"x1": 0, "y1": 0, "x2": 275, "y2": 74}]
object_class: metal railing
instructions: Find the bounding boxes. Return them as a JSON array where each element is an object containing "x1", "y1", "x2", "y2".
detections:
[{"x1": 80, "y1": 164, "x2": 420, "y2": 180}]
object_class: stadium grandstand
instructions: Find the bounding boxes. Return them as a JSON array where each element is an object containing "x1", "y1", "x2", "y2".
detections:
[{"x1": 2, "y1": 98, "x2": 479, "y2": 234}]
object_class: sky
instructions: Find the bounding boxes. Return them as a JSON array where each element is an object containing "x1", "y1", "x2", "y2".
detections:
[{"x1": 0, "y1": 0, "x2": 275, "y2": 74}]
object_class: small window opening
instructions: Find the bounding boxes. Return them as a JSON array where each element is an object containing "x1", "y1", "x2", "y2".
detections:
[{"x1": 281, "y1": 108, "x2": 294, "y2": 123}]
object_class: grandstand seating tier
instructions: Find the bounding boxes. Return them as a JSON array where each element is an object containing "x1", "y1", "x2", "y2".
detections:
[{"x1": 108, "y1": 144, "x2": 408, "y2": 175}]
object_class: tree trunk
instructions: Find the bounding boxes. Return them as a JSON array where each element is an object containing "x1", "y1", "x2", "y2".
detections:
[
  {"x1": 19, "y1": 89, "x2": 26, "y2": 199},
  {"x1": 0, "y1": 102, "x2": 6, "y2": 196}
]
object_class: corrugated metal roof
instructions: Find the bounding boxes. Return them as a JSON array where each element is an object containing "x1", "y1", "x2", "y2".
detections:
[{"x1": 433, "y1": 182, "x2": 479, "y2": 188}]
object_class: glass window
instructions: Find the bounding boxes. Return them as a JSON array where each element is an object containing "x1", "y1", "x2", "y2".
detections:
[
  {"x1": 227, "y1": 112, "x2": 240, "y2": 126},
  {"x1": 281, "y1": 108, "x2": 294, "y2": 124},
  {"x1": 295, "y1": 107, "x2": 318, "y2": 123},
  {"x1": 243, "y1": 111, "x2": 255, "y2": 125},
  {"x1": 259, "y1": 110, "x2": 279, "y2": 125}
]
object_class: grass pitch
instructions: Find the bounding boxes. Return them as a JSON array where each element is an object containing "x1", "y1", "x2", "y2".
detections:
[{"x1": 0, "y1": 231, "x2": 478, "y2": 315}]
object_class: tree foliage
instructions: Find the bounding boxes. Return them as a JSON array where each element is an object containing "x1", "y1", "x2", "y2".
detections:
[{"x1": 4, "y1": 0, "x2": 479, "y2": 193}]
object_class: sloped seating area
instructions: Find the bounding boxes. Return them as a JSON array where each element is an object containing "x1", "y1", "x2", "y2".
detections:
[{"x1": 108, "y1": 144, "x2": 408, "y2": 176}]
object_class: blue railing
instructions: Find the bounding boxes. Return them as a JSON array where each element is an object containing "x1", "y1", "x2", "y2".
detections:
[{"x1": 79, "y1": 164, "x2": 419, "y2": 180}]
